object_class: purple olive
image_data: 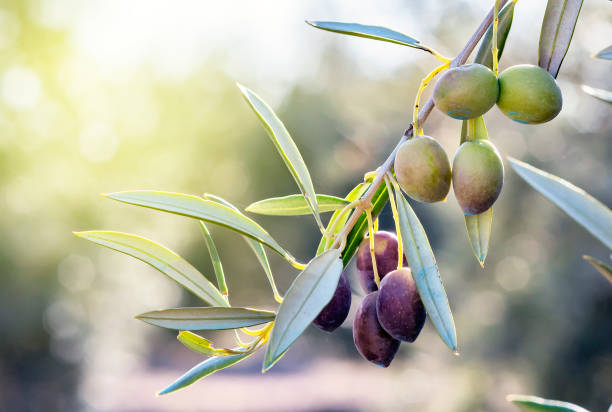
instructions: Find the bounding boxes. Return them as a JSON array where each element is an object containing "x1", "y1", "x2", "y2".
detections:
[
  {"x1": 353, "y1": 292, "x2": 400, "y2": 367},
  {"x1": 356, "y1": 231, "x2": 405, "y2": 293},
  {"x1": 376, "y1": 268, "x2": 426, "y2": 342},
  {"x1": 313, "y1": 272, "x2": 352, "y2": 332}
]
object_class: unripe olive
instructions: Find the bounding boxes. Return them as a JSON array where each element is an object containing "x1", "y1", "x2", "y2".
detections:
[
  {"x1": 452, "y1": 139, "x2": 504, "y2": 215},
  {"x1": 433, "y1": 63, "x2": 499, "y2": 120},
  {"x1": 313, "y1": 272, "x2": 351, "y2": 332},
  {"x1": 394, "y1": 136, "x2": 452, "y2": 203},
  {"x1": 497, "y1": 64, "x2": 562, "y2": 124},
  {"x1": 356, "y1": 231, "x2": 406, "y2": 293},
  {"x1": 376, "y1": 268, "x2": 426, "y2": 342},
  {"x1": 353, "y1": 292, "x2": 400, "y2": 367}
]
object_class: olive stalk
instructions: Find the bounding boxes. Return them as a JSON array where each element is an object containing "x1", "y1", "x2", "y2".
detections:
[
  {"x1": 366, "y1": 208, "x2": 381, "y2": 287},
  {"x1": 492, "y1": 0, "x2": 501, "y2": 74},
  {"x1": 413, "y1": 62, "x2": 450, "y2": 136},
  {"x1": 384, "y1": 173, "x2": 404, "y2": 270},
  {"x1": 331, "y1": 0, "x2": 510, "y2": 251}
]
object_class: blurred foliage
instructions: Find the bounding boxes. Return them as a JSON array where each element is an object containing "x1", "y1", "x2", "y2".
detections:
[{"x1": 0, "y1": 0, "x2": 610, "y2": 411}]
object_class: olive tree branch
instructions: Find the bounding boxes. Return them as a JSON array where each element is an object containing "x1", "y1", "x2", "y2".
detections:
[{"x1": 332, "y1": 1, "x2": 509, "y2": 250}]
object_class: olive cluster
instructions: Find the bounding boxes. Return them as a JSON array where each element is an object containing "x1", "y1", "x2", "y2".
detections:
[
  {"x1": 394, "y1": 63, "x2": 562, "y2": 214},
  {"x1": 353, "y1": 231, "x2": 426, "y2": 367}
]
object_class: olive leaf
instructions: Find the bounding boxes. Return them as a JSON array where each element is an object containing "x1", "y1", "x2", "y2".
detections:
[
  {"x1": 342, "y1": 184, "x2": 389, "y2": 267},
  {"x1": 461, "y1": 116, "x2": 493, "y2": 266},
  {"x1": 263, "y1": 249, "x2": 343, "y2": 372},
  {"x1": 583, "y1": 255, "x2": 612, "y2": 284},
  {"x1": 177, "y1": 331, "x2": 240, "y2": 357},
  {"x1": 158, "y1": 350, "x2": 254, "y2": 395},
  {"x1": 199, "y1": 222, "x2": 228, "y2": 296},
  {"x1": 464, "y1": 209, "x2": 493, "y2": 267},
  {"x1": 539, "y1": 0, "x2": 583, "y2": 78},
  {"x1": 203, "y1": 193, "x2": 283, "y2": 302},
  {"x1": 593, "y1": 45, "x2": 612, "y2": 60},
  {"x1": 246, "y1": 194, "x2": 349, "y2": 216},
  {"x1": 581, "y1": 85, "x2": 612, "y2": 104},
  {"x1": 105, "y1": 191, "x2": 288, "y2": 258},
  {"x1": 136, "y1": 307, "x2": 275, "y2": 330},
  {"x1": 74, "y1": 231, "x2": 228, "y2": 307},
  {"x1": 506, "y1": 394, "x2": 590, "y2": 412},
  {"x1": 317, "y1": 182, "x2": 369, "y2": 255},
  {"x1": 509, "y1": 158, "x2": 612, "y2": 250},
  {"x1": 394, "y1": 187, "x2": 457, "y2": 352},
  {"x1": 237, "y1": 84, "x2": 323, "y2": 230},
  {"x1": 306, "y1": 21, "x2": 428, "y2": 51},
  {"x1": 474, "y1": 1, "x2": 516, "y2": 69}
]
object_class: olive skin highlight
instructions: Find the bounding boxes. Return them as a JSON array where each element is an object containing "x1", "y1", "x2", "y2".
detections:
[
  {"x1": 376, "y1": 268, "x2": 426, "y2": 342},
  {"x1": 394, "y1": 135, "x2": 452, "y2": 203},
  {"x1": 313, "y1": 272, "x2": 352, "y2": 332},
  {"x1": 353, "y1": 292, "x2": 400, "y2": 367},
  {"x1": 452, "y1": 139, "x2": 504, "y2": 215},
  {"x1": 356, "y1": 231, "x2": 406, "y2": 293},
  {"x1": 433, "y1": 63, "x2": 499, "y2": 120},
  {"x1": 497, "y1": 64, "x2": 562, "y2": 124}
]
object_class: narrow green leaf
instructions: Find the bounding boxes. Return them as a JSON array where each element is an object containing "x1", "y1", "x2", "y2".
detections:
[
  {"x1": 237, "y1": 84, "x2": 323, "y2": 230},
  {"x1": 263, "y1": 249, "x2": 343, "y2": 371},
  {"x1": 105, "y1": 191, "x2": 288, "y2": 257},
  {"x1": 203, "y1": 193, "x2": 282, "y2": 301},
  {"x1": 74, "y1": 231, "x2": 227, "y2": 307},
  {"x1": 539, "y1": 0, "x2": 583, "y2": 78},
  {"x1": 177, "y1": 331, "x2": 239, "y2": 357},
  {"x1": 509, "y1": 158, "x2": 612, "y2": 250},
  {"x1": 246, "y1": 194, "x2": 349, "y2": 216},
  {"x1": 136, "y1": 307, "x2": 275, "y2": 330},
  {"x1": 465, "y1": 208, "x2": 493, "y2": 267},
  {"x1": 317, "y1": 183, "x2": 369, "y2": 255},
  {"x1": 158, "y1": 350, "x2": 253, "y2": 395},
  {"x1": 593, "y1": 45, "x2": 612, "y2": 60},
  {"x1": 507, "y1": 394, "x2": 590, "y2": 412},
  {"x1": 581, "y1": 85, "x2": 612, "y2": 104},
  {"x1": 342, "y1": 184, "x2": 389, "y2": 267},
  {"x1": 394, "y1": 187, "x2": 457, "y2": 352},
  {"x1": 583, "y1": 255, "x2": 612, "y2": 284},
  {"x1": 306, "y1": 21, "x2": 427, "y2": 51},
  {"x1": 461, "y1": 117, "x2": 493, "y2": 266},
  {"x1": 199, "y1": 222, "x2": 228, "y2": 296},
  {"x1": 474, "y1": 2, "x2": 516, "y2": 69}
]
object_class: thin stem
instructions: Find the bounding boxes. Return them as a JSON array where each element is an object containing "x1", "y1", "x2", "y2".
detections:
[
  {"x1": 467, "y1": 118, "x2": 475, "y2": 142},
  {"x1": 413, "y1": 62, "x2": 450, "y2": 135},
  {"x1": 366, "y1": 208, "x2": 380, "y2": 287},
  {"x1": 287, "y1": 256, "x2": 307, "y2": 270},
  {"x1": 423, "y1": 46, "x2": 452, "y2": 63},
  {"x1": 492, "y1": 0, "x2": 501, "y2": 74},
  {"x1": 330, "y1": 0, "x2": 509, "y2": 251},
  {"x1": 384, "y1": 174, "x2": 403, "y2": 270}
]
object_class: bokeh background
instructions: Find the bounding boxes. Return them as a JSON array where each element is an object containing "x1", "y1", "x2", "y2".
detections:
[{"x1": 0, "y1": 0, "x2": 610, "y2": 411}]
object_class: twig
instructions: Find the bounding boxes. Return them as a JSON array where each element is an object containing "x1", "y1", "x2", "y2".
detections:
[{"x1": 331, "y1": 1, "x2": 509, "y2": 250}]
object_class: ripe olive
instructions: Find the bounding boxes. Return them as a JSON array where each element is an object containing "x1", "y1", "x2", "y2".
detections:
[
  {"x1": 376, "y1": 268, "x2": 426, "y2": 342},
  {"x1": 313, "y1": 272, "x2": 352, "y2": 332},
  {"x1": 353, "y1": 292, "x2": 400, "y2": 367},
  {"x1": 497, "y1": 64, "x2": 562, "y2": 124},
  {"x1": 433, "y1": 63, "x2": 499, "y2": 120},
  {"x1": 356, "y1": 231, "x2": 406, "y2": 293},
  {"x1": 394, "y1": 135, "x2": 452, "y2": 203}
]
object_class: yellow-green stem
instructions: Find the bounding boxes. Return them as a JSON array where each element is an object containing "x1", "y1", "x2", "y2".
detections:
[
  {"x1": 413, "y1": 62, "x2": 450, "y2": 135},
  {"x1": 492, "y1": 0, "x2": 500, "y2": 74},
  {"x1": 384, "y1": 174, "x2": 403, "y2": 270},
  {"x1": 366, "y1": 208, "x2": 380, "y2": 287}
]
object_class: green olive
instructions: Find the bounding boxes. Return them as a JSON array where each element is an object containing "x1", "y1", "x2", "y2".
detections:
[
  {"x1": 452, "y1": 139, "x2": 503, "y2": 215},
  {"x1": 433, "y1": 63, "x2": 499, "y2": 120},
  {"x1": 394, "y1": 135, "x2": 451, "y2": 203},
  {"x1": 497, "y1": 64, "x2": 562, "y2": 124}
]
